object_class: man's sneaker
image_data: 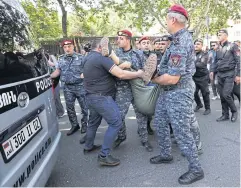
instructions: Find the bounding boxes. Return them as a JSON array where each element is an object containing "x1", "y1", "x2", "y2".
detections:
[
  {"x1": 212, "y1": 96, "x2": 218, "y2": 100},
  {"x1": 100, "y1": 37, "x2": 112, "y2": 57},
  {"x1": 142, "y1": 53, "x2": 157, "y2": 85},
  {"x1": 178, "y1": 170, "x2": 204, "y2": 185},
  {"x1": 98, "y1": 154, "x2": 120, "y2": 166}
]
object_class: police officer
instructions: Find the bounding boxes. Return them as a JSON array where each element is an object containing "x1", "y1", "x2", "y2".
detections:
[
  {"x1": 135, "y1": 38, "x2": 141, "y2": 50},
  {"x1": 232, "y1": 40, "x2": 240, "y2": 103},
  {"x1": 210, "y1": 29, "x2": 240, "y2": 122},
  {"x1": 150, "y1": 5, "x2": 204, "y2": 184},
  {"x1": 209, "y1": 41, "x2": 220, "y2": 100},
  {"x1": 153, "y1": 38, "x2": 162, "y2": 64},
  {"x1": 51, "y1": 40, "x2": 88, "y2": 136},
  {"x1": 113, "y1": 30, "x2": 153, "y2": 152},
  {"x1": 193, "y1": 39, "x2": 211, "y2": 115}
]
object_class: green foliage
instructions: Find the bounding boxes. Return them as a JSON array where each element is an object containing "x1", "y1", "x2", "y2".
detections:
[
  {"x1": 21, "y1": 0, "x2": 62, "y2": 41},
  {"x1": 68, "y1": 9, "x2": 135, "y2": 37},
  {"x1": 101, "y1": 0, "x2": 241, "y2": 37}
]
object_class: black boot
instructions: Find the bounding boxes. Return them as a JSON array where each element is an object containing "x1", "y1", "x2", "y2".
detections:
[
  {"x1": 178, "y1": 170, "x2": 204, "y2": 185},
  {"x1": 83, "y1": 145, "x2": 101, "y2": 154},
  {"x1": 150, "y1": 155, "x2": 173, "y2": 164},
  {"x1": 142, "y1": 141, "x2": 153, "y2": 152},
  {"x1": 194, "y1": 105, "x2": 203, "y2": 112},
  {"x1": 66, "y1": 126, "x2": 80, "y2": 136},
  {"x1": 203, "y1": 109, "x2": 211, "y2": 115},
  {"x1": 147, "y1": 123, "x2": 154, "y2": 135},
  {"x1": 231, "y1": 112, "x2": 238, "y2": 122},
  {"x1": 98, "y1": 154, "x2": 120, "y2": 166},
  {"x1": 113, "y1": 137, "x2": 126, "y2": 148},
  {"x1": 216, "y1": 115, "x2": 229, "y2": 122},
  {"x1": 81, "y1": 125, "x2": 87, "y2": 134}
]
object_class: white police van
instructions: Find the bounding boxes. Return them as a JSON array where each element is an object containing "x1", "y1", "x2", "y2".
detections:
[{"x1": 0, "y1": 0, "x2": 61, "y2": 186}]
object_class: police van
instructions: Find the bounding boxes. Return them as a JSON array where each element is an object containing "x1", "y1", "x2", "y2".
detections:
[{"x1": 0, "y1": 0, "x2": 61, "y2": 186}]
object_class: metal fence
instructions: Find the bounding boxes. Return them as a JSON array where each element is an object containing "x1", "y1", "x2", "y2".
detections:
[{"x1": 40, "y1": 36, "x2": 159, "y2": 55}]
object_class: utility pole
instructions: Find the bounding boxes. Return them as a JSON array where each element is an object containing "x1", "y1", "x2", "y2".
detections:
[{"x1": 206, "y1": 16, "x2": 210, "y2": 48}]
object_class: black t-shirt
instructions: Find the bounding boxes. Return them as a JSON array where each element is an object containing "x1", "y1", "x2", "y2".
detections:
[{"x1": 83, "y1": 51, "x2": 116, "y2": 95}]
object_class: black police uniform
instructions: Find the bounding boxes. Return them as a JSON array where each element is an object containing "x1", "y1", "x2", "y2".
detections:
[
  {"x1": 211, "y1": 41, "x2": 240, "y2": 121},
  {"x1": 193, "y1": 51, "x2": 211, "y2": 113}
]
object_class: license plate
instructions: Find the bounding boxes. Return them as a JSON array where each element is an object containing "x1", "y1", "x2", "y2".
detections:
[{"x1": 1, "y1": 117, "x2": 42, "y2": 161}]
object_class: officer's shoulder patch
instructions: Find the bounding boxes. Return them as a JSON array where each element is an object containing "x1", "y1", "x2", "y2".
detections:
[{"x1": 170, "y1": 54, "x2": 181, "y2": 66}]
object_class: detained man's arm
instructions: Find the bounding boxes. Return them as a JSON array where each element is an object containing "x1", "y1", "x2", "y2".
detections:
[
  {"x1": 109, "y1": 50, "x2": 132, "y2": 69},
  {"x1": 110, "y1": 65, "x2": 143, "y2": 80},
  {"x1": 50, "y1": 68, "x2": 61, "y2": 78},
  {"x1": 152, "y1": 74, "x2": 180, "y2": 85}
]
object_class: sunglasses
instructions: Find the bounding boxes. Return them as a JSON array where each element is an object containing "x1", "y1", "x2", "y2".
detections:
[{"x1": 211, "y1": 45, "x2": 216, "y2": 47}]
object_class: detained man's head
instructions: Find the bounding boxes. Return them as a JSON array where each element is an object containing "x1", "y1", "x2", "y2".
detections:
[{"x1": 139, "y1": 37, "x2": 151, "y2": 51}]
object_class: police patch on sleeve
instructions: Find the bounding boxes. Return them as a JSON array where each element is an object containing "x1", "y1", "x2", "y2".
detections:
[{"x1": 170, "y1": 55, "x2": 181, "y2": 66}]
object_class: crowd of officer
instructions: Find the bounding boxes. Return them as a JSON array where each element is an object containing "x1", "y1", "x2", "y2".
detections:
[{"x1": 49, "y1": 4, "x2": 240, "y2": 185}]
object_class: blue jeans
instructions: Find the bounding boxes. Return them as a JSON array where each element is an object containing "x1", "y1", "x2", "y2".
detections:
[{"x1": 85, "y1": 94, "x2": 122, "y2": 156}]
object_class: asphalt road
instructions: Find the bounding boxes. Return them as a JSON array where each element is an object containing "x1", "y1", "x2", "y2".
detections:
[{"x1": 46, "y1": 93, "x2": 240, "y2": 187}]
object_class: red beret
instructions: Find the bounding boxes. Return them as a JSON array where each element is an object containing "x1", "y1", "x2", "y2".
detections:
[
  {"x1": 168, "y1": 4, "x2": 188, "y2": 20},
  {"x1": 139, "y1": 36, "x2": 150, "y2": 43},
  {"x1": 61, "y1": 39, "x2": 74, "y2": 47},
  {"x1": 117, "y1": 30, "x2": 132, "y2": 38}
]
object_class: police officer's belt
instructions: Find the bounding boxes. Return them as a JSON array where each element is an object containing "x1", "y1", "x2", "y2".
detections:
[
  {"x1": 65, "y1": 82, "x2": 82, "y2": 85},
  {"x1": 162, "y1": 85, "x2": 177, "y2": 91}
]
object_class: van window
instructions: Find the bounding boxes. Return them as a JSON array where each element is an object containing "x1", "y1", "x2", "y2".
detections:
[{"x1": 0, "y1": 1, "x2": 49, "y2": 86}]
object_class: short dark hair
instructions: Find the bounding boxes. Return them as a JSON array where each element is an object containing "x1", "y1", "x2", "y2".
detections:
[{"x1": 91, "y1": 39, "x2": 101, "y2": 50}]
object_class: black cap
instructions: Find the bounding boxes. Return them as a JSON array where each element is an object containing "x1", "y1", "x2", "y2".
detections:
[
  {"x1": 194, "y1": 38, "x2": 203, "y2": 44},
  {"x1": 160, "y1": 35, "x2": 171, "y2": 41},
  {"x1": 218, "y1": 29, "x2": 228, "y2": 35}
]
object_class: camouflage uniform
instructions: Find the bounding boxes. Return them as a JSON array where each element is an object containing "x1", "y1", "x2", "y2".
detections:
[
  {"x1": 154, "y1": 28, "x2": 202, "y2": 172},
  {"x1": 115, "y1": 48, "x2": 149, "y2": 143},
  {"x1": 57, "y1": 53, "x2": 88, "y2": 129}
]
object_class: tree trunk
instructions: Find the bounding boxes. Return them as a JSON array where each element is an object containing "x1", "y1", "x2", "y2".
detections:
[{"x1": 57, "y1": 0, "x2": 67, "y2": 38}]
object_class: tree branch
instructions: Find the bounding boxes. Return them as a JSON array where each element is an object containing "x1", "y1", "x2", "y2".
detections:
[{"x1": 145, "y1": 5, "x2": 167, "y2": 31}]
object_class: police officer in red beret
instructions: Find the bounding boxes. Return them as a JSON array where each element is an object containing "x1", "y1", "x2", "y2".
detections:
[
  {"x1": 51, "y1": 40, "x2": 88, "y2": 136},
  {"x1": 150, "y1": 4, "x2": 204, "y2": 184},
  {"x1": 113, "y1": 29, "x2": 154, "y2": 152}
]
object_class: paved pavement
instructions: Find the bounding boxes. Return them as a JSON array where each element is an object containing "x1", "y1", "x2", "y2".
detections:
[{"x1": 46, "y1": 94, "x2": 240, "y2": 187}]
